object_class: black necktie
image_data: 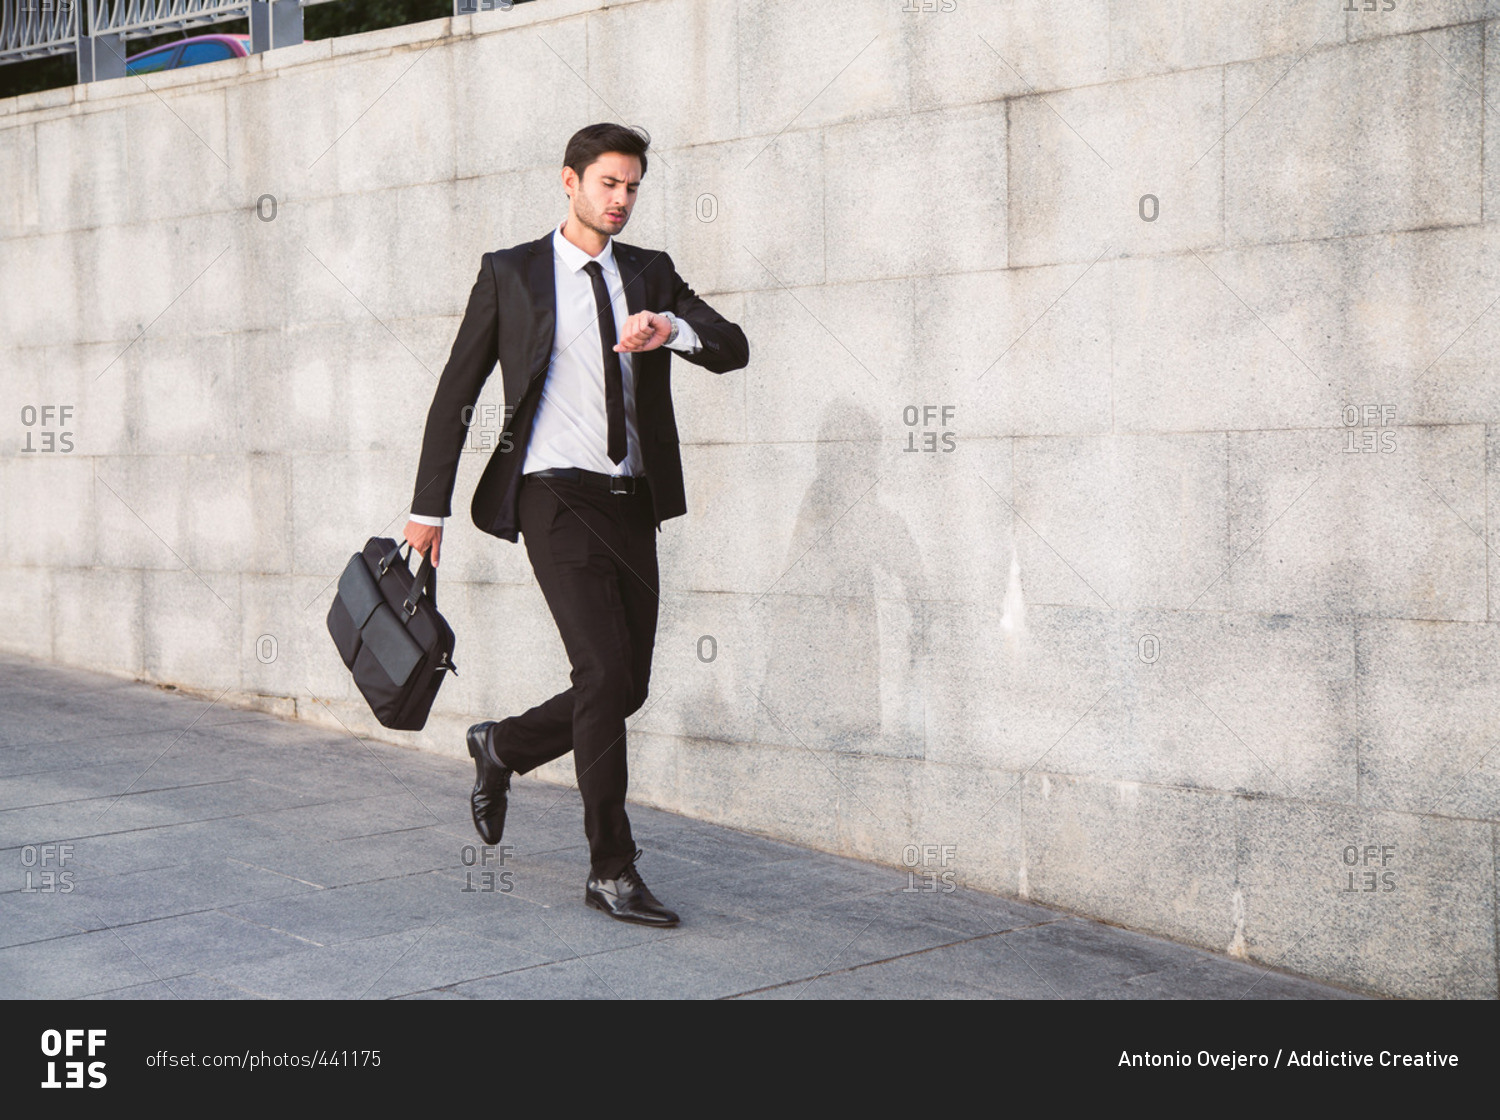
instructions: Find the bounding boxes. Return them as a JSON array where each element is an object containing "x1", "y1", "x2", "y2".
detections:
[{"x1": 583, "y1": 260, "x2": 627, "y2": 466}]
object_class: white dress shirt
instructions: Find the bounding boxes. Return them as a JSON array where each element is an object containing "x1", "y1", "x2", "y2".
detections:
[{"x1": 411, "y1": 222, "x2": 701, "y2": 529}]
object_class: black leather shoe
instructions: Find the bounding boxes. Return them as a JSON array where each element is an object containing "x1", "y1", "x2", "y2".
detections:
[
  {"x1": 466, "y1": 721, "x2": 512, "y2": 845},
  {"x1": 585, "y1": 851, "x2": 679, "y2": 927}
]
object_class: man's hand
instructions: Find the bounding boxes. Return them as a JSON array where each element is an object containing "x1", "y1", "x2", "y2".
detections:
[
  {"x1": 403, "y1": 521, "x2": 442, "y2": 568},
  {"x1": 614, "y1": 310, "x2": 673, "y2": 353}
]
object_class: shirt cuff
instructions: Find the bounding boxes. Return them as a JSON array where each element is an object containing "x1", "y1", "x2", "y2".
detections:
[
  {"x1": 409, "y1": 513, "x2": 445, "y2": 528},
  {"x1": 662, "y1": 312, "x2": 702, "y2": 354}
]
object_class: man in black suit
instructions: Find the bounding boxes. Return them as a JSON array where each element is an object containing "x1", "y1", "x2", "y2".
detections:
[{"x1": 403, "y1": 123, "x2": 748, "y2": 926}]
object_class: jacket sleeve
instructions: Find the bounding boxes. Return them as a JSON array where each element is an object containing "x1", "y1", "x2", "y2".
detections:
[
  {"x1": 660, "y1": 253, "x2": 748, "y2": 374},
  {"x1": 410, "y1": 253, "x2": 499, "y2": 518}
]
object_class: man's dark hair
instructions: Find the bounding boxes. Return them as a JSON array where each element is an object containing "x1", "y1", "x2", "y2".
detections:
[{"x1": 564, "y1": 123, "x2": 651, "y2": 182}]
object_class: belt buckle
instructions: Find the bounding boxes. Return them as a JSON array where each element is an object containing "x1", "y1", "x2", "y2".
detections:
[{"x1": 609, "y1": 475, "x2": 633, "y2": 495}]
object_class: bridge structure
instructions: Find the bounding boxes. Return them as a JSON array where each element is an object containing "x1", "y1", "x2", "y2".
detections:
[
  {"x1": 0, "y1": 1, "x2": 534, "y2": 83},
  {"x1": 1, "y1": 0, "x2": 314, "y2": 82}
]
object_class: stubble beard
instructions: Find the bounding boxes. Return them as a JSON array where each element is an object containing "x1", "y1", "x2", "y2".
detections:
[{"x1": 571, "y1": 192, "x2": 626, "y2": 240}]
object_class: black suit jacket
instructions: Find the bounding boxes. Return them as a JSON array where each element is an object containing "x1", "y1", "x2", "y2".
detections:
[{"x1": 411, "y1": 231, "x2": 749, "y2": 542}]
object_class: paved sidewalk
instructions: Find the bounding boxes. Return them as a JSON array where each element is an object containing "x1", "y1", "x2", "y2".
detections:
[{"x1": 0, "y1": 652, "x2": 1358, "y2": 1000}]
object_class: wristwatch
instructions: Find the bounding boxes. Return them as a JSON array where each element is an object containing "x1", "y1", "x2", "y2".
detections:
[{"x1": 663, "y1": 313, "x2": 680, "y2": 347}]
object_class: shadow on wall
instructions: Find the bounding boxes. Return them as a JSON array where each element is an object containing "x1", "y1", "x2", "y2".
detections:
[{"x1": 752, "y1": 400, "x2": 929, "y2": 758}]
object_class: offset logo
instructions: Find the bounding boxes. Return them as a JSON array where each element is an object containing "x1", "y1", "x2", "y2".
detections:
[
  {"x1": 20, "y1": 844, "x2": 75, "y2": 893},
  {"x1": 902, "y1": 405, "x2": 957, "y2": 453},
  {"x1": 459, "y1": 844, "x2": 515, "y2": 894},
  {"x1": 20, "y1": 405, "x2": 75, "y2": 453},
  {"x1": 901, "y1": 843, "x2": 957, "y2": 894},
  {"x1": 40, "y1": 1029, "x2": 106, "y2": 1089}
]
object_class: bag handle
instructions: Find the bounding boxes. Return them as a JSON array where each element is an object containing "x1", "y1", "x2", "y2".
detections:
[
  {"x1": 378, "y1": 540, "x2": 409, "y2": 577},
  {"x1": 402, "y1": 549, "x2": 437, "y2": 617},
  {"x1": 377, "y1": 540, "x2": 439, "y2": 617}
]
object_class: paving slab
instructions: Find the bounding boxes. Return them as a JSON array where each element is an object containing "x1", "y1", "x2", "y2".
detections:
[{"x1": 0, "y1": 650, "x2": 1364, "y2": 1000}]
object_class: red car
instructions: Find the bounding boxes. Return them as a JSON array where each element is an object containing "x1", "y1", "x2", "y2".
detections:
[{"x1": 125, "y1": 34, "x2": 253, "y2": 76}]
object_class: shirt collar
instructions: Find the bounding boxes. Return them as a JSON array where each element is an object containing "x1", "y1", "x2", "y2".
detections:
[{"x1": 553, "y1": 219, "x2": 618, "y2": 277}]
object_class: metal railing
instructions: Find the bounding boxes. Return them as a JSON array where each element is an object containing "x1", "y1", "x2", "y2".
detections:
[
  {"x1": 454, "y1": 1, "x2": 537, "y2": 12},
  {"x1": 2, "y1": 1, "x2": 536, "y2": 85},
  {"x1": 1, "y1": 0, "x2": 304, "y2": 82}
]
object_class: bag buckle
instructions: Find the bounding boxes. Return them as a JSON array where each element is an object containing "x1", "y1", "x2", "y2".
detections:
[
  {"x1": 402, "y1": 597, "x2": 419, "y2": 617},
  {"x1": 379, "y1": 541, "x2": 409, "y2": 577}
]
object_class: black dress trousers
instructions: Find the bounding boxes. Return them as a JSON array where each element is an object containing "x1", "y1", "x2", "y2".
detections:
[{"x1": 495, "y1": 473, "x2": 659, "y2": 879}]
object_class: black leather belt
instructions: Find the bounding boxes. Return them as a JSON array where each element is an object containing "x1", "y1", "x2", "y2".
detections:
[{"x1": 525, "y1": 468, "x2": 647, "y2": 495}]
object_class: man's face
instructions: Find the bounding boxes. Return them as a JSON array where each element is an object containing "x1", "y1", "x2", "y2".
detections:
[{"x1": 566, "y1": 152, "x2": 641, "y2": 238}]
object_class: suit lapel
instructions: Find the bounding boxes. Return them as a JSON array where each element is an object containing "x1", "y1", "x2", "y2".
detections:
[
  {"x1": 524, "y1": 234, "x2": 556, "y2": 387},
  {"x1": 618, "y1": 242, "x2": 648, "y2": 319},
  {"x1": 614, "y1": 241, "x2": 667, "y2": 424}
]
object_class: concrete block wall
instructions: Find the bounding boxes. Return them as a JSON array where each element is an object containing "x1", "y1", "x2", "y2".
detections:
[{"x1": 2, "y1": 0, "x2": 1496, "y2": 997}]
